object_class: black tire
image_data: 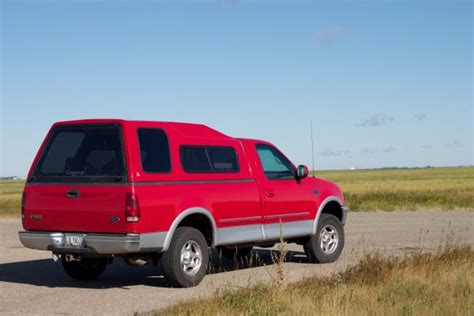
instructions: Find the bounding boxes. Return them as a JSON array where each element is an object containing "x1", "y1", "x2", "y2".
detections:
[
  {"x1": 61, "y1": 257, "x2": 107, "y2": 280},
  {"x1": 161, "y1": 227, "x2": 209, "y2": 288},
  {"x1": 304, "y1": 214, "x2": 345, "y2": 263},
  {"x1": 217, "y1": 246, "x2": 253, "y2": 261}
]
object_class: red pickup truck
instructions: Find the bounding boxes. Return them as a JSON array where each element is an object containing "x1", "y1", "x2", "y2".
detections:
[{"x1": 19, "y1": 119, "x2": 348, "y2": 287}]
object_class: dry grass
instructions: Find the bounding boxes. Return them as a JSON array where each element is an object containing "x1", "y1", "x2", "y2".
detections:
[
  {"x1": 155, "y1": 246, "x2": 473, "y2": 315},
  {"x1": 317, "y1": 166, "x2": 474, "y2": 211},
  {"x1": 0, "y1": 180, "x2": 24, "y2": 218}
]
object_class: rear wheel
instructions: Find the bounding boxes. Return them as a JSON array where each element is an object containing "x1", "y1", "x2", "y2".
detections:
[
  {"x1": 304, "y1": 214, "x2": 344, "y2": 263},
  {"x1": 161, "y1": 227, "x2": 209, "y2": 288},
  {"x1": 218, "y1": 246, "x2": 253, "y2": 261},
  {"x1": 61, "y1": 257, "x2": 107, "y2": 280}
]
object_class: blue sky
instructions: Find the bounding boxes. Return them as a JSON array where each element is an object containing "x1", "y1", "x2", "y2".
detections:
[{"x1": 1, "y1": 0, "x2": 472, "y2": 177}]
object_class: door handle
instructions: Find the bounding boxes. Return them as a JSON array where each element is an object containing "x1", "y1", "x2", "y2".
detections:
[
  {"x1": 265, "y1": 190, "x2": 275, "y2": 198},
  {"x1": 66, "y1": 189, "x2": 80, "y2": 198}
]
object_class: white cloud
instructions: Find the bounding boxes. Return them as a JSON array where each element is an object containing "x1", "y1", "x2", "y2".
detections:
[
  {"x1": 217, "y1": 0, "x2": 243, "y2": 5},
  {"x1": 446, "y1": 141, "x2": 463, "y2": 148},
  {"x1": 383, "y1": 146, "x2": 396, "y2": 153},
  {"x1": 320, "y1": 148, "x2": 350, "y2": 157},
  {"x1": 361, "y1": 148, "x2": 377, "y2": 154},
  {"x1": 313, "y1": 26, "x2": 344, "y2": 43},
  {"x1": 414, "y1": 113, "x2": 427, "y2": 120},
  {"x1": 356, "y1": 114, "x2": 394, "y2": 127}
]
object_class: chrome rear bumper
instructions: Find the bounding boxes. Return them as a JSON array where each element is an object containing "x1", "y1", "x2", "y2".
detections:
[{"x1": 18, "y1": 231, "x2": 166, "y2": 254}]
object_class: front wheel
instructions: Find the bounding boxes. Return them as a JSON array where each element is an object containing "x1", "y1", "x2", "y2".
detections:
[
  {"x1": 161, "y1": 227, "x2": 209, "y2": 288},
  {"x1": 304, "y1": 214, "x2": 345, "y2": 263},
  {"x1": 61, "y1": 257, "x2": 107, "y2": 280}
]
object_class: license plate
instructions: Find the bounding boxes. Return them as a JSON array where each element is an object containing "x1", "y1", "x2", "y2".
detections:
[{"x1": 65, "y1": 234, "x2": 85, "y2": 247}]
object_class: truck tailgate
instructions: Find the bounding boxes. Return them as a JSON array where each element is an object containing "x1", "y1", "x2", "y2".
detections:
[{"x1": 23, "y1": 184, "x2": 128, "y2": 233}]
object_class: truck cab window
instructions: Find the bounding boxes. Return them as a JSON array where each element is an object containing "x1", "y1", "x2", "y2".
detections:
[{"x1": 255, "y1": 144, "x2": 295, "y2": 180}]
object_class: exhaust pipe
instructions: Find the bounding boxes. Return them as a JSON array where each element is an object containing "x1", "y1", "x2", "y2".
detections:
[
  {"x1": 124, "y1": 255, "x2": 152, "y2": 266},
  {"x1": 64, "y1": 254, "x2": 81, "y2": 262}
]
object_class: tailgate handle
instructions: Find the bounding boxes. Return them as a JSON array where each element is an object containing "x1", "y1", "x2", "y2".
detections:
[{"x1": 66, "y1": 189, "x2": 80, "y2": 198}]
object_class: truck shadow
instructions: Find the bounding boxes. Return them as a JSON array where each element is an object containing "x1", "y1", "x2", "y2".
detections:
[{"x1": 0, "y1": 248, "x2": 309, "y2": 289}]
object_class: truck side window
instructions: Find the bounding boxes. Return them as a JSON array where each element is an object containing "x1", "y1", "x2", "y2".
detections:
[
  {"x1": 255, "y1": 144, "x2": 295, "y2": 180},
  {"x1": 180, "y1": 146, "x2": 239, "y2": 173},
  {"x1": 208, "y1": 147, "x2": 238, "y2": 172},
  {"x1": 138, "y1": 128, "x2": 171, "y2": 173},
  {"x1": 180, "y1": 147, "x2": 212, "y2": 172}
]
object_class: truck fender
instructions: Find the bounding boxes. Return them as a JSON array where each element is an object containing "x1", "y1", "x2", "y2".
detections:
[
  {"x1": 312, "y1": 196, "x2": 343, "y2": 235},
  {"x1": 162, "y1": 207, "x2": 218, "y2": 251}
]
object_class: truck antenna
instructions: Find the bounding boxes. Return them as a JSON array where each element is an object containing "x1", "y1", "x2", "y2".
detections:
[{"x1": 310, "y1": 120, "x2": 315, "y2": 177}]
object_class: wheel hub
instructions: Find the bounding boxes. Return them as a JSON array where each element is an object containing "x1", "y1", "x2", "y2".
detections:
[
  {"x1": 319, "y1": 224, "x2": 339, "y2": 255},
  {"x1": 180, "y1": 240, "x2": 202, "y2": 276}
]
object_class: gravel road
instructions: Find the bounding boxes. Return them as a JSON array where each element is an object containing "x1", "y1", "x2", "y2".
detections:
[{"x1": 0, "y1": 212, "x2": 472, "y2": 315}]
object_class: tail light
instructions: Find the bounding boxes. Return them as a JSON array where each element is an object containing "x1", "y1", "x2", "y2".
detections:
[
  {"x1": 21, "y1": 191, "x2": 26, "y2": 220},
  {"x1": 126, "y1": 192, "x2": 140, "y2": 222}
]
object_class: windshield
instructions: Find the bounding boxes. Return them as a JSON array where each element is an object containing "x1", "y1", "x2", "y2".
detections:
[{"x1": 32, "y1": 124, "x2": 126, "y2": 183}]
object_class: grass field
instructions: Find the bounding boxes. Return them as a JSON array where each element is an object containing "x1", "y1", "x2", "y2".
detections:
[
  {"x1": 0, "y1": 166, "x2": 473, "y2": 217},
  {"x1": 155, "y1": 246, "x2": 473, "y2": 315},
  {"x1": 318, "y1": 166, "x2": 474, "y2": 211}
]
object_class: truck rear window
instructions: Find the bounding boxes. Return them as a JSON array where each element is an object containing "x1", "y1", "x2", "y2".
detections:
[{"x1": 32, "y1": 124, "x2": 126, "y2": 182}]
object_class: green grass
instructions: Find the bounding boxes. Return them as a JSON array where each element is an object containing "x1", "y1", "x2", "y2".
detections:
[
  {"x1": 317, "y1": 166, "x2": 474, "y2": 211},
  {"x1": 0, "y1": 180, "x2": 24, "y2": 218},
  {"x1": 155, "y1": 246, "x2": 473, "y2": 316},
  {"x1": 0, "y1": 167, "x2": 473, "y2": 217}
]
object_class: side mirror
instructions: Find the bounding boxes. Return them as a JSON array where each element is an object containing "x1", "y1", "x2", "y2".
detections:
[{"x1": 296, "y1": 165, "x2": 309, "y2": 179}]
